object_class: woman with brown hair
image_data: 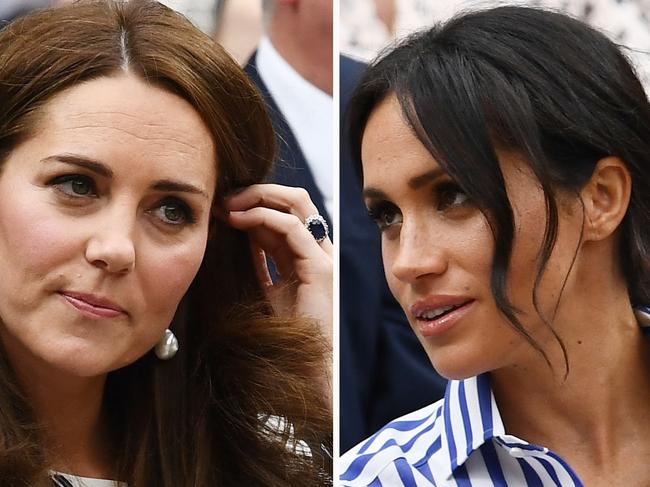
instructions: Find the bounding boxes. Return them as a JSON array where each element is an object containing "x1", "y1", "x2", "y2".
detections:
[{"x1": 0, "y1": 1, "x2": 332, "y2": 486}]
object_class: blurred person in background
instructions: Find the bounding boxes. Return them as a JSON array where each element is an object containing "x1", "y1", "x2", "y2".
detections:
[
  {"x1": 213, "y1": 1, "x2": 263, "y2": 65},
  {"x1": 341, "y1": 0, "x2": 650, "y2": 86},
  {"x1": 340, "y1": 0, "x2": 449, "y2": 452},
  {"x1": 0, "y1": 0, "x2": 50, "y2": 22},
  {"x1": 158, "y1": 0, "x2": 218, "y2": 35},
  {"x1": 245, "y1": 0, "x2": 333, "y2": 223},
  {"x1": 339, "y1": 52, "x2": 447, "y2": 452}
]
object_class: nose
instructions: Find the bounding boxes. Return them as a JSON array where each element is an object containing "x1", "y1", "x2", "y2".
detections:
[
  {"x1": 85, "y1": 205, "x2": 136, "y2": 274},
  {"x1": 389, "y1": 219, "x2": 448, "y2": 284}
]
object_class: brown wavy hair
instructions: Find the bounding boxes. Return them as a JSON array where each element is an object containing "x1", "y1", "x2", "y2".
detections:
[{"x1": 0, "y1": 1, "x2": 331, "y2": 485}]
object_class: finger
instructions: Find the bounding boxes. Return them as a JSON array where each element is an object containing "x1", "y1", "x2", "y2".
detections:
[
  {"x1": 250, "y1": 241, "x2": 273, "y2": 287},
  {"x1": 228, "y1": 207, "x2": 332, "y2": 262},
  {"x1": 304, "y1": 216, "x2": 333, "y2": 255},
  {"x1": 245, "y1": 227, "x2": 300, "y2": 280},
  {"x1": 242, "y1": 217, "x2": 333, "y2": 258},
  {"x1": 224, "y1": 184, "x2": 320, "y2": 221}
]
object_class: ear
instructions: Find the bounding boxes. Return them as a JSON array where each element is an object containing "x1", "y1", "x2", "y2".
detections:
[{"x1": 580, "y1": 156, "x2": 631, "y2": 242}]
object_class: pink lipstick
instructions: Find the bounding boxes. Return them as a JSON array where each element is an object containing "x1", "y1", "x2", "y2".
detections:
[
  {"x1": 59, "y1": 291, "x2": 125, "y2": 319},
  {"x1": 410, "y1": 296, "x2": 474, "y2": 337}
]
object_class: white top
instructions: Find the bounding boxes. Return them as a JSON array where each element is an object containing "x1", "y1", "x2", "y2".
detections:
[
  {"x1": 52, "y1": 472, "x2": 126, "y2": 487},
  {"x1": 256, "y1": 36, "x2": 333, "y2": 217}
]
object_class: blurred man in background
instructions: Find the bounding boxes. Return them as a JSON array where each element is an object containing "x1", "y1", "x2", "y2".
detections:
[
  {"x1": 245, "y1": 0, "x2": 333, "y2": 222},
  {"x1": 1, "y1": 0, "x2": 50, "y2": 22},
  {"x1": 339, "y1": 54, "x2": 447, "y2": 452}
]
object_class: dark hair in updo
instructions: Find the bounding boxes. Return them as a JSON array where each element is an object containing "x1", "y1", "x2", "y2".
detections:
[{"x1": 348, "y1": 6, "x2": 650, "y2": 366}]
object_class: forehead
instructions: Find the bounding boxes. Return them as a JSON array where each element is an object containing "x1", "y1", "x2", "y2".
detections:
[
  {"x1": 361, "y1": 95, "x2": 439, "y2": 189},
  {"x1": 32, "y1": 73, "x2": 216, "y2": 188}
]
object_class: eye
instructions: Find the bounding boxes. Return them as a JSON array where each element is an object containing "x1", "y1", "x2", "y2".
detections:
[
  {"x1": 49, "y1": 174, "x2": 97, "y2": 198},
  {"x1": 435, "y1": 182, "x2": 470, "y2": 211},
  {"x1": 367, "y1": 201, "x2": 402, "y2": 231},
  {"x1": 151, "y1": 198, "x2": 195, "y2": 226}
]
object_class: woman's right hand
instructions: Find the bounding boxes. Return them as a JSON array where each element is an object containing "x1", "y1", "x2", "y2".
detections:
[{"x1": 223, "y1": 183, "x2": 333, "y2": 339}]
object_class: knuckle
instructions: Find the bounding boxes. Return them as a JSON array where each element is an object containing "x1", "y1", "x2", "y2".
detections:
[
  {"x1": 289, "y1": 213, "x2": 304, "y2": 229},
  {"x1": 249, "y1": 206, "x2": 266, "y2": 219},
  {"x1": 293, "y1": 187, "x2": 310, "y2": 203},
  {"x1": 316, "y1": 257, "x2": 333, "y2": 274},
  {"x1": 249, "y1": 186, "x2": 264, "y2": 204}
]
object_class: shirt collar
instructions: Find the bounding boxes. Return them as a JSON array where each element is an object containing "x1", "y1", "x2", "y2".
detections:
[
  {"x1": 440, "y1": 306, "x2": 650, "y2": 479},
  {"x1": 439, "y1": 374, "x2": 504, "y2": 478},
  {"x1": 635, "y1": 306, "x2": 650, "y2": 330},
  {"x1": 256, "y1": 36, "x2": 331, "y2": 114}
]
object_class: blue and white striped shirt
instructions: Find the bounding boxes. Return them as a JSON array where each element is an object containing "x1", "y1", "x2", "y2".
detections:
[
  {"x1": 340, "y1": 373, "x2": 587, "y2": 486},
  {"x1": 341, "y1": 310, "x2": 650, "y2": 486}
]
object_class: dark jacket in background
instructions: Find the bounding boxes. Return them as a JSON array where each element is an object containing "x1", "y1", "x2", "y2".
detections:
[
  {"x1": 244, "y1": 52, "x2": 329, "y2": 223},
  {"x1": 339, "y1": 55, "x2": 446, "y2": 452}
]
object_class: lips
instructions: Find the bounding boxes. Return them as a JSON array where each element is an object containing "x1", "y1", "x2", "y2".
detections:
[
  {"x1": 410, "y1": 296, "x2": 474, "y2": 337},
  {"x1": 59, "y1": 291, "x2": 126, "y2": 319}
]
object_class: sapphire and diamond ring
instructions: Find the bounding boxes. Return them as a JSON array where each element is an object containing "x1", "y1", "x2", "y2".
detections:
[{"x1": 304, "y1": 214, "x2": 329, "y2": 243}]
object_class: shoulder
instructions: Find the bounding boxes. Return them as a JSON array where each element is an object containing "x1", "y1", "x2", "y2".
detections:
[{"x1": 339, "y1": 398, "x2": 448, "y2": 486}]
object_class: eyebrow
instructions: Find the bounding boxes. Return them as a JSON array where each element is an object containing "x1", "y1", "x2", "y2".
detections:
[
  {"x1": 407, "y1": 167, "x2": 446, "y2": 189},
  {"x1": 42, "y1": 154, "x2": 112, "y2": 177},
  {"x1": 362, "y1": 167, "x2": 447, "y2": 200},
  {"x1": 42, "y1": 153, "x2": 209, "y2": 199},
  {"x1": 152, "y1": 180, "x2": 208, "y2": 198},
  {"x1": 362, "y1": 187, "x2": 388, "y2": 200}
]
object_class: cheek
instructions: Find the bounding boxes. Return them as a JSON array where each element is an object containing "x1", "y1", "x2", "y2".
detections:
[
  {"x1": 114, "y1": 237, "x2": 207, "y2": 367},
  {"x1": 505, "y1": 189, "x2": 583, "y2": 323},
  {"x1": 517, "y1": 226, "x2": 581, "y2": 301},
  {"x1": 454, "y1": 219, "x2": 494, "y2": 268},
  {"x1": 0, "y1": 190, "x2": 81, "y2": 287},
  {"x1": 380, "y1": 237, "x2": 403, "y2": 300},
  {"x1": 508, "y1": 224, "x2": 544, "y2": 294},
  {"x1": 137, "y1": 238, "x2": 207, "y2": 320}
]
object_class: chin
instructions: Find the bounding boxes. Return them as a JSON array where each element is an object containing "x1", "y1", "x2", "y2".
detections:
[
  {"x1": 43, "y1": 347, "x2": 122, "y2": 378},
  {"x1": 29, "y1": 337, "x2": 145, "y2": 379},
  {"x1": 424, "y1": 345, "x2": 493, "y2": 381}
]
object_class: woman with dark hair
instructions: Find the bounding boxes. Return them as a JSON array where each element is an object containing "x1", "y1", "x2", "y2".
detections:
[
  {"x1": 340, "y1": 6, "x2": 650, "y2": 486},
  {"x1": 0, "y1": 1, "x2": 332, "y2": 486}
]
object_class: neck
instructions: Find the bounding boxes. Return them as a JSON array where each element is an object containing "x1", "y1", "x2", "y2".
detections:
[
  {"x1": 490, "y1": 279, "x2": 650, "y2": 465},
  {"x1": 266, "y1": 21, "x2": 332, "y2": 95}
]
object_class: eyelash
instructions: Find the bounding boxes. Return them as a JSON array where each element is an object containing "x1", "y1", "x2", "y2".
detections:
[
  {"x1": 366, "y1": 182, "x2": 471, "y2": 231},
  {"x1": 150, "y1": 198, "x2": 196, "y2": 226},
  {"x1": 435, "y1": 182, "x2": 470, "y2": 211},
  {"x1": 48, "y1": 174, "x2": 196, "y2": 227},
  {"x1": 50, "y1": 174, "x2": 97, "y2": 198},
  {"x1": 367, "y1": 201, "x2": 400, "y2": 231}
]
